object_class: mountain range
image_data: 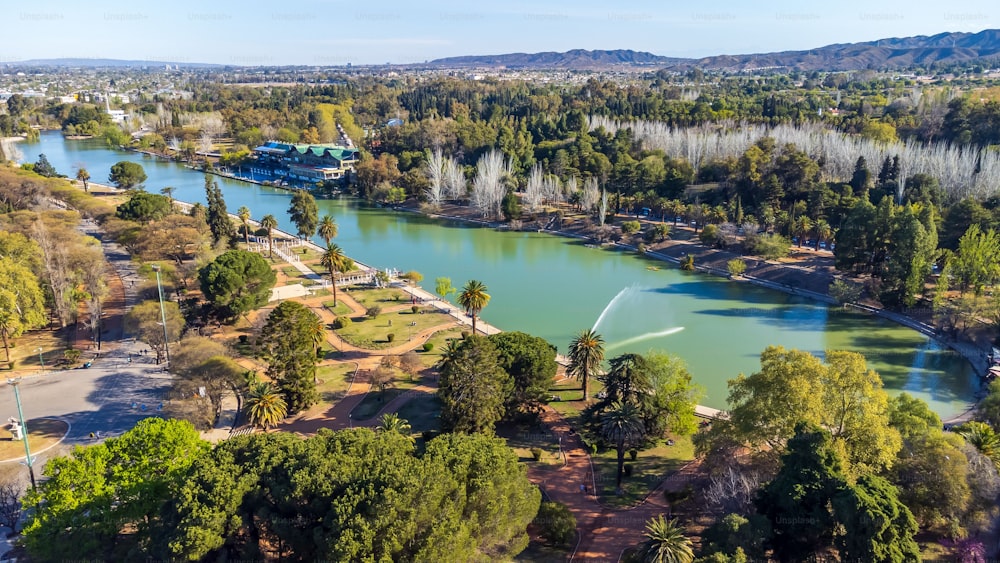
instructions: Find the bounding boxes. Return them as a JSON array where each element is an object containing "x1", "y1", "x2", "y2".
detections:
[
  {"x1": 8, "y1": 29, "x2": 1000, "y2": 72},
  {"x1": 424, "y1": 29, "x2": 1000, "y2": 71}
]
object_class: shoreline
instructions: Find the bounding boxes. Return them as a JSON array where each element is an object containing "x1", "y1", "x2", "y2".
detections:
[{"x1": 404, "y1": 203, "x2": 987, "y2": 422}]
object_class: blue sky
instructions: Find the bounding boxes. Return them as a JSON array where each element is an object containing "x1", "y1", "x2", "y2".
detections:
[{"x1": 1, "y1": 0, "x2": 996, "y2": 65}]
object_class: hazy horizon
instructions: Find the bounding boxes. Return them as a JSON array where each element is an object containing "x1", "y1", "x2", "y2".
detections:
[{"x1": 1, "y1": 0, "x2": 997, "y2": 66}]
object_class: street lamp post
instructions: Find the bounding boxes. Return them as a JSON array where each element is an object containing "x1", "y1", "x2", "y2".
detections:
[
  {"x1": 7, "y1": 379, "x2": 36, "y2": 489},
  {"x1": 35, "y1": 347, "x2": 44, "y2": 370},
  {"x1": 151, "y1": 265, "x2": 170, "y2": 367}
]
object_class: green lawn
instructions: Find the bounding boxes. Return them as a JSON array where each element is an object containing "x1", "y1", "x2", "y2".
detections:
[
  {"x1": 591, "y1": 435, "x2": 695, "y2": 508},
  {"x1": 322, "y1": 300, "x2": 353, "y2": 317},
  {"x1": 395, "y1": 394, "x2": 442, "y2": 435},
  {"x1": 348, "y1": 286, "x2": 410, "y2": 307},
  {"x1": 336, "y1": 309, "x2": 456, "y2": 350},
  {"x1": 501, "y1": 423, "x2": 565, "y2": 466},
  {"x1": 315, "y1": 364, "x2": 356, "y2": 403}
]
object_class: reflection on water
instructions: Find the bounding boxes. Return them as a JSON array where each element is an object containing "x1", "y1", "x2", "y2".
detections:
[{"x1": 22, "y1": 132, "x2": 981, "y2": 416}]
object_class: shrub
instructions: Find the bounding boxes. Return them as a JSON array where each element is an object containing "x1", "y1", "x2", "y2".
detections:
[
  {"x1": 744, "y1": 233, "x2": 791, "y2": 260},
  {"x1": 333, "y1": 316, "x2": 352, "y2": 329},
  {"x1": 530, "y1": 447, "x2": 543, "y2": 461},
  {"x1": 386, "y1": 333, "x2": 395, "y2": 343},
  {"x1": 680, "y1": 254, "x2": 695, "y2": 271},
  {"x1": 636, "y1": 242, "x2": 647, "y2": 254},
  {"x1": 366, "y1": 305, "x2": 382, "y2": 318},
  {"x1": 623, "y1": 464, "x2": 633, "y2": 477},
  {"x1": 533, "y1": 501, "x2": 577, "y2": 547},
  {"x1": 422, "y1": 342, "x2": 434, "y2": 352},
  {"x1": 238, "y1": 335, "x2": 249, "y2": 344},
  {"x1": 316, "y1": 349, "x2": 325, "y2": 359},
  {"x1": 629, "y1": 449, "x2": 638, "y2": 461},
  {"x1": 411, "y1": 305, "x2": 419, "y2": 314},
  {"x1": 620, "y1": 220, "x2": 641, "y2": 235},
  {"x1": 727, "y1": 258, "x2": 747, "y2": 278},
  {"x1": 461, "y1": 330, "x2": 470, "y2": 339}
]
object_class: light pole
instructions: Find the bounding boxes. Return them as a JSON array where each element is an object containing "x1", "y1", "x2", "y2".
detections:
[
  {"x1": 151, "y1": 265, "x2": 170, "y2": 367},
  {"x1": 35, "y1": 347, "x2": 44, "y2": 370},
  {"x1": 7, "y1": 379, "x2": 36, "y2": 489}
]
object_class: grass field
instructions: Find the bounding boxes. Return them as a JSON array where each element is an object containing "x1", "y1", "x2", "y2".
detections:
[
  {"x1": 394, "y1": 393, "x2": 441, "y2": 435},
  {"x1": 322, "y1": 300, "x2": 353, "y2": 317},
  {"x1": 315, "y1": 364, "x2": 356, "y2": 403},
  {"x1": 591, "y1": 435, "x2": 695, "y2": 507},
  {"x1": 348, "y1": 286, "x2": 410, "y2": 308},
  {"x1": 336, "y1": 309, "x2": 456, "y2": 350}
]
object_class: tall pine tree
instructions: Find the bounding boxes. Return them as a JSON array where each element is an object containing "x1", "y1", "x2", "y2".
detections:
[{"x1": 205, "y1": 176, "x2": 235, "y2": 247}]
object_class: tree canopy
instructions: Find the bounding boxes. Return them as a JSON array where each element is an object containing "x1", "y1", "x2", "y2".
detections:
[
  {"x1": 488, "y1": 331, "x2": 557, "y2": 417},
  {"x1": 256, "y1": 300, "x2": 321, "y2": 414},
  {"x1": 108, "y1": 161, "x2": 147, "y2": 190},
  {"x1": 438, "y1": 335, "x2": 511, "y2": 433},
  {"x1": 115, "y1": 191, "x2": 172, "y2": 224},
  {"x1": 198, "y1": 249, "x2": 276, "y2": 320},
  {"x1": 288, "y1": 189, "x2": 318, "y2": 238}
]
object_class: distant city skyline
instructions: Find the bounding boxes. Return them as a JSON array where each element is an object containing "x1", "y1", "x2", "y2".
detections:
[{"x1": 1, "y1": 0, "x2": 997, "y2": 66}]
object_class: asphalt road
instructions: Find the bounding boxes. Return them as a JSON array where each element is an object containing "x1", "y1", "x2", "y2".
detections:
[{"x1": 0, "y1": 353, "x2": 173, "y2": 450}]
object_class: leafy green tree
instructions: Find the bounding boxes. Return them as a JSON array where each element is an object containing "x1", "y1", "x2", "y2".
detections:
[
  {"x1": 288, "y1": 189, "x2": 318, "y2": 238},
  {"x1": 435, "y1": 276, "x2": 456, "y2": 300},
  {"x1": 976, "y1": 379, "x2": 1000, "y2": 430},
  {"x1": 0, "y1": 258, "x2": 47, "y2": 363},
  {"x1": 198, "y1": 250, "x2": 276, "y2": 320},
  {"x1": 533, "y1": 501, "x2": 576, "y2": 547},
  {"x1": 702, "y1": 347, "x2": 900, "y2": 476},
  {"x1": 880, "y1": 204, "x2": 936, "y2": 307},
  {"x1": 832, "y1": 474, "x2": 921, "y2": 563},
  {"x1": 634, "y1": 516, "x2": 694, "y2": 563},
  {"x1": 236, "y1": 206, "x2": 251, "y2": 246},
  {"x1": 601, "y1": 401, "x2": 646, "y2": 490},
  {"x1": 488, "y1": 331, "x2": 557, "y2": 416},
  {"x1": 726, "y1": 259, "x2": 746, "y2": 278},
  {"x1": 204, "y1": 176, "x2": 235, "y2": 247},
  {"x1": 952, "y1": 224, "x2": 1000, "y2": 296},
  {"x1": 955, "y1": 421, "x2": 1000, "y2": 468},
  {"x1": 756, "y1": 423, "x2": 919, "y2": 563},
  {"x1": 699, "y1": 513, "x2": 770, "y2": 562},
  {"x1": 108, "y1": 160, "x2": 147, "y2": 190},
  {"x1": 165, "y1": 430, "x2": 539, "y2": 561},
  {"x1": 568, "y1": 328, "x2": 605, "y2": 401},
  {"x1": 124, "y1": 300, "x2": 183, "y2": 365},
  {"x1": 829, "y1": 279, "x2": 863, "y2": 307},
  {"x1": 438, "y1": 335, "x2": 510, "y2": 433},
  {"x1": 21, "y1": 418, "x2": 208, "y2": 561},
  {"x1": 244, "y1": 381, "x2": 287, "y2": 429},
  {"x1": 318, "y1": 214, "x2": 338, "y2": 246},
  {"x1": 259, "y1": 214, "x2": 278, "y2": 257},
  {"x1": 115, "y1": 191, "x2": 172, "y2": 224},
  {"x1": 256, "y1": 301, "x2": 321, "y2": 413},
  {"x1": 33, "y1": 153, "x2": 58, "y2": 177},
  {"x1": 458, "y1": 279, "x2": 490, "y2": 335}
]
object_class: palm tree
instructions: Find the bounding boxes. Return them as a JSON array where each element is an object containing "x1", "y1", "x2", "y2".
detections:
[
  {"x1": 237, "y1": 206, "x2": 252, "y2": 246},
  {"x1": 76, "y1": 167, "x2": 90, "y2": 192},
  {"x1": 307, "y1": 312, "x2": 325, "y2": 383},
  {"x1": 244, "y1": 382, "x2": 287, "y2": 430},
  {"x1": 634, "y1": 516, "x2": 694, "y2": 563},
  {"x1": 458, "y1": 280, "x2": 490, "y2": 335},
  {"x1": 814, "y1": 219, "x2": 832, "y2": 251},
  {"x1": 378, "y1": 413, "x2": 413, "y2": 441},
  {"x1": 318, "y1": 214, "x2": 339, "y2": 247},
  {"x1": 600, "y1": 401, "x2": 645, "y2": 491},
  {"x1": 956, "y1": 421, "x2": 1000, "y2": 465},
  {"x1": 260, "y1": 214, "x2": 278, "y2": 258},
  {"x1": 321, "y1": 244, "x2": 350, "y2": 306},
  {"x1": 568, "y1": 329, "x2": 604, "y2": 401}
]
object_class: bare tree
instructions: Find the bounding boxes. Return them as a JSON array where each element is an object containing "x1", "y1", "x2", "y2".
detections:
[
  {"x1": 168, "y1": 136, "x2": 181, "y2": 152},
  {"x1": 0, "y1": 476, "x2": 23, "y2": 532},
  {"x1": 700, "y1": 465, "x2": 764, "y2": 516},
  {"x1": 598, "y1": 190, "x2": 609, "y2": 227},
  {"x1": 472, "y1": 150, "x2": 510, "y2": 220},
  {"x1": 198, "y1": 130, "x2": 214, "y2": 155},
  {"x1": 443, "y1": 157, "x2": 466, "y2": 201},
  {"x1": 424, "y1": 149, "x2": 445, "y2": 205},
  {"x1": 523, "y1": 164, "x2": 544, "y2": 212},
  {"x1": 581, "y1": 177, "x2": 600, "y2": 213}
]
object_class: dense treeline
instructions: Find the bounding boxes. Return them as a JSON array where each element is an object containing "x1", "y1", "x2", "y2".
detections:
[{"x1": 21, "y1": 419, "x2": 540, "y2": 562}]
